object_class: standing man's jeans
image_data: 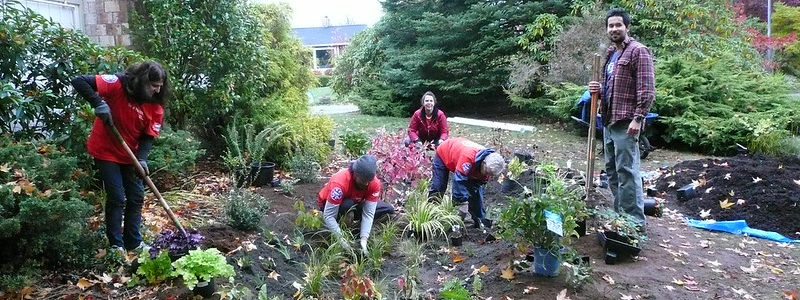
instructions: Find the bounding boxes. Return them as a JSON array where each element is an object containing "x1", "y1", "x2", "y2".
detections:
[
  {"x1": 96, "y1": 159, "x2": 145, "y2": 250},
  {"x1": 603, "y1": 120, "x2": 646, "y2": 227}
]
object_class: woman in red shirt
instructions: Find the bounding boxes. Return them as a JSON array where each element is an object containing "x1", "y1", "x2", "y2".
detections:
[
  {"x1": 404, "y1": 91, "x2": 449, "y2": 148},
  {"x1": 71, "y1": 61, "x2": 170, "y2": 255}
]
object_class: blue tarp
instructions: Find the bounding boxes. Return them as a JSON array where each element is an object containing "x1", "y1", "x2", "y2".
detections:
[{"x1": 687, "y1": 219, "x2": 800, "y2": 243}]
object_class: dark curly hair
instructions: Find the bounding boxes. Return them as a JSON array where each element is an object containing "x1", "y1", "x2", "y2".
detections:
[{"x1": 121, "y1": 60, "x2": 171, "y2": 104}]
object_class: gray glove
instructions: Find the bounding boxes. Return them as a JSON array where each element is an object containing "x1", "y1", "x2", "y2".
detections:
[
  {"x1": 138, "y1": 160, "x2": 149, "y2": 176},
  {"x1": 94, "y1": 101, "x2": 113, "y2": 126},
  {"x1": 360, "y1": 238, "x2": 368, "y2": 255}
]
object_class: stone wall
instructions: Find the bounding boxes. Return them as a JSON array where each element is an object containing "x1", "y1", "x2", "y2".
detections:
[{"x1": 83, "y1": 0, "x2": 131, "y2": 47}]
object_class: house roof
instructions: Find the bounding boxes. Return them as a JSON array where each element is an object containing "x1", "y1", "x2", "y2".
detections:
[{"x1": 292, "y1": 24, "x2": 368, "y2": 46}]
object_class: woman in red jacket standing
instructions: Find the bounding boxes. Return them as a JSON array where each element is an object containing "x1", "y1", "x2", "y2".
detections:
[{"x1": 404, "y1": 91, "x2": 450, "y2": 148}]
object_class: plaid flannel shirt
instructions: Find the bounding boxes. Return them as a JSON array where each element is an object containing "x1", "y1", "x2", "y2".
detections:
[{"x1": 600, "y1": 37, "x2": 655, "y2": 126}]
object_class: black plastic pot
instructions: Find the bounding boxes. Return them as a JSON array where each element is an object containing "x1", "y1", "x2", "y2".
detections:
[
  {"x1": 576, "y1": 219, "x2": 587, "y2": 237},
  {"x1": 500, "y1": 179, "x2": 523, "y2": 194},
  {"x1": 513, "y1": 150, "x2": 534, "y2": 163},
  {"x1": 643, "y1": 198, "x2": 663, "y2": 217},
  {"x1": 597, "y1": 231, "x2": 642, "y2": 265},
  {"x1": 646, "y1": 187, "x2": 658, "y2": 197},
  {"x1": 249, "y1": 162, "x2": 276, "y2": 187},
  {"x1": 677, "y1": 183, "x2": 697, "y2": 201},
  {"x1": 328, "y1": 138, "x2": 336, "y2": 148},
  {"x1": 193, "y1": 280, "x2": 217, "y2": 298},
  {"x1": 450, "y1": 235, "x2": 463, "y2": 246}
]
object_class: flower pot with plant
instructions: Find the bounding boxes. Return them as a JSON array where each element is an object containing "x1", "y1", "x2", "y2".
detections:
[
  {"x1": 496, "y1": 163, "x2": 585, "y2": 277},
  {"x1": 149, "y1": 229, "x2": 205, "y2": 261},
  {"x1": 171, "y1": 248, "x2": 236, "y2": 296},
  {"x1": 595, "y1": 207, "x2": 647, "y2": 264},
  {"x1": 501, "y1": 157, "x2": 527, "y2": 194},
  {"x1": 223, "y1": 121, "x2": 288, "y2": 187}
]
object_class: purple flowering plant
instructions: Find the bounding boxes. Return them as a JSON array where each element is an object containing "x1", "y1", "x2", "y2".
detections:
[{"x1": 149, "y1": 229, "x2": 205, "y2": 259}]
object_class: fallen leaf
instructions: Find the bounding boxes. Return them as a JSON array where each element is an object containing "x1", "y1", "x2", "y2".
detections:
[
  {"x1": 471, "y1": 264, "x2": 490, "y2": 276},
  {"x1": 703, "y1": 163, "x2": 708, "y2": 168},
  {"x1": 699, "y1": 209, "x2": 712, "y2": 219},
  {"x1": 737, "y1": 199, "x2": 746, "y2": 205},
  {"x1": 725, "y1": 173, "x2": 731, "y2": 180},
  {"x1": 668, "y1": 181, "x2": 676, "y2": 188},
  {"x1": 785, "y1": 290, "x2": 797, "y2": 300},
  {"x1": 752, "y1": 177, "x2": 762, "y2": 183},
  {"x1": 95, "y1": 249, "x2": 107, "y2": 259},
  {"x1": 523, "y1": 286, "x2": 538, "y2": 294},
  {"x1": 95, "y1": 273, "x2": 112, "y2": 283},
  {"x1": 671, "y1": 278, "x2": 684, "y2": 286},
  {"x1": 720, "y1": 199, "x2": 735, "y2": 209},
  {"x1": 771, "y1": 267, "x2": 784, "y2": 275},
  {"x1": 557, "y1": 289, "x2": 571, "y2": 300},
  {"x1": 729, "y1": 190, "x2": 735, "y2": 196},
  {"x1": 705, "y1": 186, "x2": 714, "y2": 194},
  {"x1": 794, "y1": 179, "x2": 800, "y2": 187},
  {"x1": 268, "y1": 270, "x2": 280, "y2": 280},
  {"x1": 602, "y1": 274, "x2": 616, "y2": 285},
  {"x1": 452, "y1": 253, "x2": 465, "y2": 264},
  {"x1": 76, "y1": 278, "x2": 93, "y2": 290},
  {"x1": 619, "y1": 293, "x2": 634, "y2": 300},
  {"x1": 707, "y1": 260, "x2": 721, "y2": 267},
  {"x1": 0, "y1": 164, "x2": 9, "y2": 173},
  {"x1": 741, "y1": 265, "x2": 757, "y2": 274},
  {"x1": 500, "y1": 265, "x2": 515, "y2": 280},
  {"x1": 665, "y1": 285, "x2": 676, "y2": 291}
]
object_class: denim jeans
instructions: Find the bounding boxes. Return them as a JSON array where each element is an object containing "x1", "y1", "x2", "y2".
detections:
[
  {"x1": 333, "y1": 198, "x2": 395, "y2": 221},
  {"x1": 603, "y1": 120, "x2": 646, "y2": 227},
  {"x1": 96, "y1": 159, "x2": 144, "y2": 250},
  {"x1": 428, "y1": 155, "x2": 486, "y2": 224}
]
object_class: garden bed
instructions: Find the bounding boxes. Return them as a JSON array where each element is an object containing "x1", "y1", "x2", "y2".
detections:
[{"x1": 654, "y1": 154, "x2": 800, "y2": 237}]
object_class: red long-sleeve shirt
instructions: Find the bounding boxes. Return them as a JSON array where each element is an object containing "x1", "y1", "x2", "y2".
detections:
[{"x1": 408, "y1": 108, "x2": 449, "y2": 143}]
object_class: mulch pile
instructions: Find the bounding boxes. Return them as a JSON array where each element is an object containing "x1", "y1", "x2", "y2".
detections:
[{"x1": 654, "y1": 154, "x2": 800, "y2": 238}]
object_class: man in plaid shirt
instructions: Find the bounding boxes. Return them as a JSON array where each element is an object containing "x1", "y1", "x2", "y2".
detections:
[{"x1": 588, "y1": 8, "x2": 655, "y2": 229}]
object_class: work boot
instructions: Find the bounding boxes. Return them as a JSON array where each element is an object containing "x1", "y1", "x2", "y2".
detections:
[
  {"x1": 131, "y1": 242, "x2": 151, "y2": 255},
  {"x1": 110, "y1": 245, "x2": 126, "y2": 258}
]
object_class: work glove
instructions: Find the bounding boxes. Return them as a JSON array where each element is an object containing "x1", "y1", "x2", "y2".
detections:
[
  {"x1": 338, "y1": 236, "x2": 353, "y2": 254},
  {"x1": 360, "y1": 238, "x2": 368, "y2": 256},
  {"x1": 94, "y1": 101, "x2": 113, "y2": 127},
  {"x1": 138, "y1": 160, "x2": 149, "y2": 176}
]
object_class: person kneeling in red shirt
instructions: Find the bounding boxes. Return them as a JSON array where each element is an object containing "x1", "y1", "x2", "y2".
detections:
[
  {"x1": 430, "y1": 138, "x2": 506, "y2": 229},
  {"x1": 404, "y1": 91, "x2": 449, "y2": 148},
  {"x1": 318, "y1": 155, "x2": 395, "y2": 254}
]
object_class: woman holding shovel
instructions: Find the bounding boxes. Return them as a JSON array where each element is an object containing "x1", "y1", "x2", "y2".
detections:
[{"x1": 71, "y1": 61, "x2": 170, "y2": 256}]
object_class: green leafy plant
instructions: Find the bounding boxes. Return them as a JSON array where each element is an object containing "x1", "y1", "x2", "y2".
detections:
[
  {"x1": 294, "y1": 201, "x2": 323, "y2": 230},
  {"x1": 171, "y1": 248, "x2": 236, "y2": 290},
  {"x1": 281, "y1": 180, "x2": 296, "y2": 196},
  {"x1": 134, "y1": 250, "x2": 174, "y2": 285},
  {"x1": 289, "y1": 151, "x2": 322, "y2": 183},
  {"x1": 298, "y1": 247, "x2": 333, "y2": 298},
  {"x1": 340, "y1": 130, "x2": 371, "y2": 158},
  {"x1": 506, "y1": 157, "x2": 527, "y2": 181},
  {"x1": 148, "y1": 127, "x2": 205, "y2": 177},
  {"x1": 496, "y1": 163, "x2": 585, "y2": 252},
  {"x1": 561, "y1": 248, "x2": 593, "y2": 289},
  {"x1": 403, "y1": 181, "x2": 464, "y2": 241},
  {"x1": 439, "y1": 278, "x2": 470, "y2": 300},
  {"x1": 225, "y1": 189, "x2": 270, "y2": 231},
  {"x1": 223, "y1": 121, "x2": 288, "y2": 170},
  {"x1": 471, "y1": 274, "x2": 482, "y2": 295},
  {"x1": 595, "y1": 207, "x2": 647, "y2": 247},
  {"x1": 397, "y1": 239, "x2": 425, "y2": 300}
]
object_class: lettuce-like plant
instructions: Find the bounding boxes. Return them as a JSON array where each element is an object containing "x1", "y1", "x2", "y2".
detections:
[{"x1": 171, "y1": 248, "x2": 235, "y2": 290}]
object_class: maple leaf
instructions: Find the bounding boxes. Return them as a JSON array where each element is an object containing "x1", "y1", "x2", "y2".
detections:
[
  {"x1": 707, "y1": 260, "x2": 721, "y2": 267},
  {"x1": 741, "y1": 265, "x2": 757, "y2": 274},
  {"x1": 702, "y1": 163, "x2": 708, "y2": 168},
  {"x1": 705, "y1": 186, "x2": 714, "y2": 194},
  {"x1": 95, "y1": 249, "x2": 107, "y2": 259},
  {"x1": 619, "y1": 293, "x2": 634, "y2": 300},
  {"x1": 500, "y1": 265, "x2": 515, "y2": 280},
  {"x1": 752, "y1": 177, "x2": 762, "y2": 183},
  {"x1": 471, "y1": 264, "x2": 489, "y2": 276},
  {"x1": 725, "y1": 173, "x2": 731, "y2": 180},
  {"x1": 557, "y1": 289, "x2": 571, "y2": 300},
  {"x1": 699, "y1": 209, "x2": 712, "y2": 219},
  {"x1": 268, "y1": 270, "x2": 280, "y2": 281},
  {"x1": 668, "y1": 181, "x2": 676, "y2": 188},
  {"x1": 720, "y1": 199, "x2": 735, "y2": 209},
  {"x1": 523, "y1": 286, "x2": 538, "y2": 294},
  {"x1": 794, "y1": 179, "x2": 800, "y2": 186},
  {"x1": 0, "y1": 164, "x2": 9, "y2": 173},
  {"x1": 671, "y1": 278, "x2": 684, "y2": 286},
  {"x1": 76, "y1": 278, "x2": 93, "y2": 290},
  {"x1": 452, "y1": 253, "x2": 465, "y2": 264},
  {"x1": 664, "y1": 285, "x2": 676, "y2": 291},
  {"x1": 602, "y1": 274, "x2": 615, "y2": 284},
  {"x1": 729, "y1": 190, "x2": 735, "y2": 196},
  {"x1": 785, "y1": 290, "x2": 797, "y2": 300}
]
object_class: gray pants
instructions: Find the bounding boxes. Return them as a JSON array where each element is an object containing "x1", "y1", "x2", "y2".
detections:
[{"x1": 603, "y1": 120, "x2": 646, "y2": 227}]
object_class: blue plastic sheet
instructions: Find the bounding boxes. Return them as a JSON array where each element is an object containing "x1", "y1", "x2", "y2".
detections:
[{"x1": 687, "y1": 219, "x2": 800, "y2": 243}]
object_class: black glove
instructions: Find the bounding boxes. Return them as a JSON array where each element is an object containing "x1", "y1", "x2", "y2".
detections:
[
  {"x1": 94, "y1": 101, "x2": 113, "y2": 126},
  {"x1": 138, "y1": 160, "x2": 149, "y2": 176}
]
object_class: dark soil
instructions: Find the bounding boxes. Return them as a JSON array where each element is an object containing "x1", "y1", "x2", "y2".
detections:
[{"x1": 653, "y1": 154, "x2": 800, "y2": 237}]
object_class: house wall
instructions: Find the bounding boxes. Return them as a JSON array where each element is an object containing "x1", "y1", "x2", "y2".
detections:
[{"x1": 83, "y1": 0, "x2": 131, "y2": 46}]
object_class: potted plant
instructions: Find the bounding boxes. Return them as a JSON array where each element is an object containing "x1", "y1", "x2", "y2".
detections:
[
  {"x1": 643, "y1": 197, "x2": 665, "y2": 217},
  {"x1": 501, "y1": 157, "x2": 527, "y2": 194},
  {"x1": 595, "y1": 207, "x2": 647, "y2": 264},
  {"x1": 449, "y1": 225, "x2": 463, "y2": 246},
  {"x1": 223, "y1": 121, "x2": 287, "y2": 187},
  {"x1": 496, "y1": 163, "x2": 585, "y2": 277},
  {"x1": 149, "y1": 229, "x2": 205, "y2": 261},
  {"x1": 171, "y1": 248, "x2": 236, "y2": 297}
]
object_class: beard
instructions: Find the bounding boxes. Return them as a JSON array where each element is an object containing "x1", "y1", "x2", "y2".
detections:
[{"x1": 609, "y1": 32, "x2": 626, "y2": 43}]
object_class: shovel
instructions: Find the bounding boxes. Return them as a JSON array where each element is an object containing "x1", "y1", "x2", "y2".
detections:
[{"x1": 106, "y1": 124, "x2": 188, "y2": 237}]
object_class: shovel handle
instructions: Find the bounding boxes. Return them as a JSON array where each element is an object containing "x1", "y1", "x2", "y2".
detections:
[{"x1": 106, "y1": 124, "x2": 188, "y2": 237}]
